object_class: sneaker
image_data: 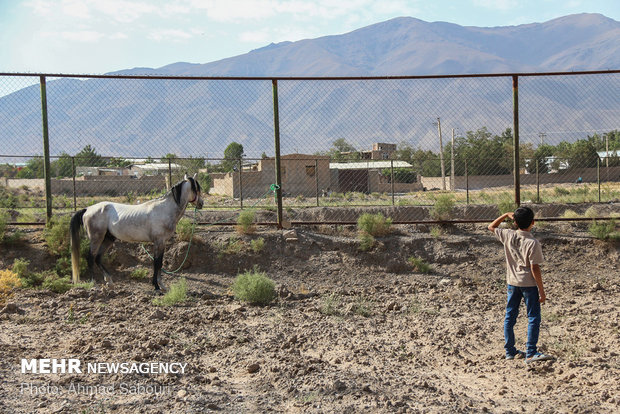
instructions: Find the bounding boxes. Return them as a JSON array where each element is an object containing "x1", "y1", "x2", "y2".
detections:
[
  {"x1": 506, "y1": 350, "x2": 526, "y2": 360},
  {"x1": 525, "y1": 352, "x2": 555, "y2": 364}
]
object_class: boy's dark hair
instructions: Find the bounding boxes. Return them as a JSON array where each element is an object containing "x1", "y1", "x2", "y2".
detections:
[{"x1": 514, "y1": 206, "x2": 535, "y2": 230}]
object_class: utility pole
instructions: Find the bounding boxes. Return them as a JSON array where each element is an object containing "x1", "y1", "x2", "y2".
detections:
[
  {"x1": 436, "y1": 117, "x2": 446, "y2": 191},
  {"x1": 539, "y1": 132, "x2": 546, "y2": 146},
  {"x1": 451, "y1": 128, "x2": 455, "y2": 191}
]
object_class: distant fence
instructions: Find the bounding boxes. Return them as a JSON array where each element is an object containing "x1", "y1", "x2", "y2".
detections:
[{"x1": 0, "y1": 71, "x2": 619, "y2": 226}]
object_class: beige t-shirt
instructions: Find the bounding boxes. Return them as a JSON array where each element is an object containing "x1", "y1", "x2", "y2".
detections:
[{"x1": 494, "y1": 228, "x2": 544, "y2": 287}]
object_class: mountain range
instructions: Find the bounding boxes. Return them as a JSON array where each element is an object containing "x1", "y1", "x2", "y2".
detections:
[{"x1": 1, "y1": 13, "x2": 619, "y2": 159}]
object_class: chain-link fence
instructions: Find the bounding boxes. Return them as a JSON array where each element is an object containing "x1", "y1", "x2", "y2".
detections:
[{"x1": 0, "y1": 71, "x2": 619, "y2": 226}]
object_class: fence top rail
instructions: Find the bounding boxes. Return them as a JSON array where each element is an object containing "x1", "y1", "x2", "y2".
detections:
[{"x1": 1, "y1": 69, "x2": 619, "y2": 82}]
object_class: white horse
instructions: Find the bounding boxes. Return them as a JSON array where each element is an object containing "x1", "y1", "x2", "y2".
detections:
[{"x1": 70, "y1": 174, "x2": 203, "y2": 292}]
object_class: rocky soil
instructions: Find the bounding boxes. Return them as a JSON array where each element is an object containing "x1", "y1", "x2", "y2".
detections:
[{"x1": 0, "y1": 221, "x2": 619, "y2": 413}]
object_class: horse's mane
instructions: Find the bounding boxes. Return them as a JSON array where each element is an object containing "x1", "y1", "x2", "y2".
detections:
[{"x1": 169, "y1": 177, "x2": 201, "y2": 206}]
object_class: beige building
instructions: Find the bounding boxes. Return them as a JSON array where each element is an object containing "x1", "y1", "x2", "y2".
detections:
[
  {"x1": 341, "y1": 142, "x2": 398, "y2": 160},
  {"x1": 211, "y1": 154, "x2": 331, "y2": 198},
  {"x1": 210, "y1": 154, "x2": 422, "y2": 198}
]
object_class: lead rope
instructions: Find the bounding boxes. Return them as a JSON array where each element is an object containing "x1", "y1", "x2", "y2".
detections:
[
  {"x1": 140, "y1": 206, "x2": 198, "y2": 275},
  {"x1": 140, "y1": 184, "x2": 279, "y2": 275}
]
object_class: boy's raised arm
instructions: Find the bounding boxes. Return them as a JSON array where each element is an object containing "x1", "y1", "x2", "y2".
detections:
[{"x1": 488, "y1": 212, "x2": 514, "y2": 233}]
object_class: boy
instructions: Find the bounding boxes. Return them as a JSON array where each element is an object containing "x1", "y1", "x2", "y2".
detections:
[{"x1": 488, "y1": 206, "x2": 554, "y2": 364}]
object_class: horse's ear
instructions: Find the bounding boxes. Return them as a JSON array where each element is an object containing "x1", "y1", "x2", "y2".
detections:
[
  {"x1": 184, "y1": 173, "x2": 188, "y2": 181},
  {"x1": 193, "y1": 173, "x2": 198, "y2": 180}
]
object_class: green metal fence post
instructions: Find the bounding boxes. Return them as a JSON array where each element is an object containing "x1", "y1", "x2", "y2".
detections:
[
  {"x1": 465, "y1": 158, "x2": 469, "y2": 205},
  {"x1": 597, "y1": 157, "x2": 601, "y2": 202},
  {"x1": 238, "y1": 158, "x2": 243, "y2": 208},
  {"x1": 40, "y1": 76, "x2": 53, "y2": 224},
  {"x1": 512, "y1": 75, "x2": 521, "y2": 206},
  {"x1": 167, "y1": 158, "x2": 176, "y2": 192},
  {"x1": 272, "y1": 79, "x2": 283, "y2": 228},
  {"x1": 536, "y1": 158, "x2": 540, "y2": 204},
  {"x1": 315, "y1": 159, "x2": 319, "y2": 207},
  {"x1": 72, "y1": 156, "x2": 77, "y2": 211},
  {"x1": 390, "y1": 159, "x2": 395, "y2": 206}
]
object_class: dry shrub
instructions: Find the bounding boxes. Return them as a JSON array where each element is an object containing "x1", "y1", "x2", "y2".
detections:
[
  {"x1": 0, "y1": 268, "x2": 22, "y2": 305},
  {"x1": 236, "y1": 210, "x2": 256, "y2": 234}
]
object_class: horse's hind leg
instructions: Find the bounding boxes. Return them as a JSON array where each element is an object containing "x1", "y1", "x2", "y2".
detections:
[
  {"x1": 85, "y1": 230, "x2": 106, "y2": 283},
  {"x1": 151, "y1": 241, "x2": 166, "y2": 293},
  {"x1": 96, "y1": 232, "x2": 116, "y2": 285},
  {"x1": 86, "y1": 248, "x2": 96, "y2": 282}
]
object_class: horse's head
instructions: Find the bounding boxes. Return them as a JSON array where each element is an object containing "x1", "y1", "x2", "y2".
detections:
[{"x1": 185, "y1": 173, "x2": 204, "y2": 209}]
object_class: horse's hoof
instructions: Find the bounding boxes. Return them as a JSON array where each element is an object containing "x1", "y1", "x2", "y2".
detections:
[{"x1": 154, "y1": 289, "x2": 164, "y2": 296}]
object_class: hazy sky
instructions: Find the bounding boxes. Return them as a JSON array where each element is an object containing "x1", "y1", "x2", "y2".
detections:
[{"x1": 0, "y1": 0, "x2": 619, "y2": 74}]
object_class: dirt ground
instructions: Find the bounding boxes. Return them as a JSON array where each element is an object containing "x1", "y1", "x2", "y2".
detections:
[{"x1": 0, "y1": 220, "x2": 619, "y2": 413}]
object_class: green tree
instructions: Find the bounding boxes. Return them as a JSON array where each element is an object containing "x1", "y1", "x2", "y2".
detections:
[
  {"x1": 527, "y1": 144, "x2": 555, "y2": 174},
  {"x1": 327, "y1": 138, "x2": 360, "y2": 161},
  {"x1": 0, "y1": 164, "x2": 19, "y2": 178},
  {"x1": 598, "y1": 131, "x2": 620, "y2": 167},
  {"x1": 52, "y1": 152, "x2": 74, "y2": 177},
  {"x1": 567, "y1": 140, "x2": 600, "y2": 169},
  {"x1": 381, "y1": 168, "x2": 417, "y2": 183},
  {"x1": 221, "y1": 142, "x2": 244, "y2": 172},
  {"x1": 392, "y1": 142, "x2": 441, "y2": 176},
  {"x1": 450, "y1": 127, "x2": 512, "y2": 176},
  {"x1": 107, "y1": 157, "x2": 131, "y2": 168},
  {"x1": 177, "y1": 156, "x2": 206, "y2": 177},
  {"x1": 197, "y1": 172, "x2": 212, "y2": 194},
  {"x1": 552, "y1": 139, "x2": 599, "y2": 170},
  {"x1": 16, "y1": 157, "x2": 44, "y2": 178},
  {"x1": 75, "y1": 145, "x2": 105, "y2": 167},
  {"x1": 161, "y1": 153, "x2": 177, "y2": 162}
]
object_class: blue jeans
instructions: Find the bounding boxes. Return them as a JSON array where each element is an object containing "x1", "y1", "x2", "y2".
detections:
[{"x1": 504, "y1": 285, "x2": 541, "y2": 358}]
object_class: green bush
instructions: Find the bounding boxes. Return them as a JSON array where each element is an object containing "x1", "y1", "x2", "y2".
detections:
[
  {"x1": 153, "y1": 278, "x2": 188, "y2": 306},
  {"x1": 320, "y1": 292, "x2": 341, "y2": 316},
  {"x1": 0, "y1": 210, "x2": 8, "y2": 242},
  {"x1": 11, "y1": 258, "x2": 45, "y2": 288},
  {"x1": 351, "y1": 295, "x2": 373, "y2": 317},
  {"x1": 562, "y1": 209, "x2": 581, "y2": 219},
  {"x1": 584, "y1": 206, "x2": 598, "y2": 218},
  {"x1": 497, "y1": 198, "x2": 517, "y2": 215},
  {"x1": 430, "y1": 195, "x2": 455, "y2": 221},
  {"x1": 216, "y1": 237, "x2": 244, "y2": 258},
  {"x1": 44, "y1": 215, "x2": 72, "y2": 256},
  {"x1": 130, "y1": 268, "x2": 150, "y2": 280},
  {"x1": 176, "y1": 218, "x2": 193, "y2": 241},
  {"x1": 42, "y1": 273, "x2": 73, "y2": 294},
  {"x1": 408, "y1": 257, "x2": 432, "y2": 273},
  {"x1": 236, "y1": 210, "x2": 256, "y2": 234},
  {"x1": 358, "y1": 232, "x2": 375, "y2": 251},
  {"x1": 11, "y1": 259, "x2": 84, "y2": 290},
  {"x1": 357, "y1": 213, "x2": 392, "y2": 237},
  {"x1": 250, "y1": 237, "x2": 265, "y2": 253},
  {"x1": 0, "y1": 188, "x2": 18, "y2": 208},
  {"x1": 429, "y1": 225, "x2": 444, "y2": 238},
  {"x1": 11, "y1": 258, "x2": 29, "y2": 279},
  {"x1": 232, "y1": 267, "x2": 276, "y2": 305},
  {"x1": 588, "y1": 220, "x2": 619, "y2": 241},
  {"x1": 554, "y1": 187, "x2": 570, "y2": 196}
]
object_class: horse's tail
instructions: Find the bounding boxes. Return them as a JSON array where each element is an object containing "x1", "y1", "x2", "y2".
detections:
[{"x1": 70, "y1": 209, "x2": 86, "y2": 284}]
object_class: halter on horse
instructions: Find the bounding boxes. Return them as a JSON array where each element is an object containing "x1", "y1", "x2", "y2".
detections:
[{"x1": 70, "y1": 174, "x2": 203, "y2": 292}]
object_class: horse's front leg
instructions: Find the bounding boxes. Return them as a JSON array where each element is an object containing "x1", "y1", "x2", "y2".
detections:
[{"x1": 152, "y1": 241, "x2": 166, "y2": 294}]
